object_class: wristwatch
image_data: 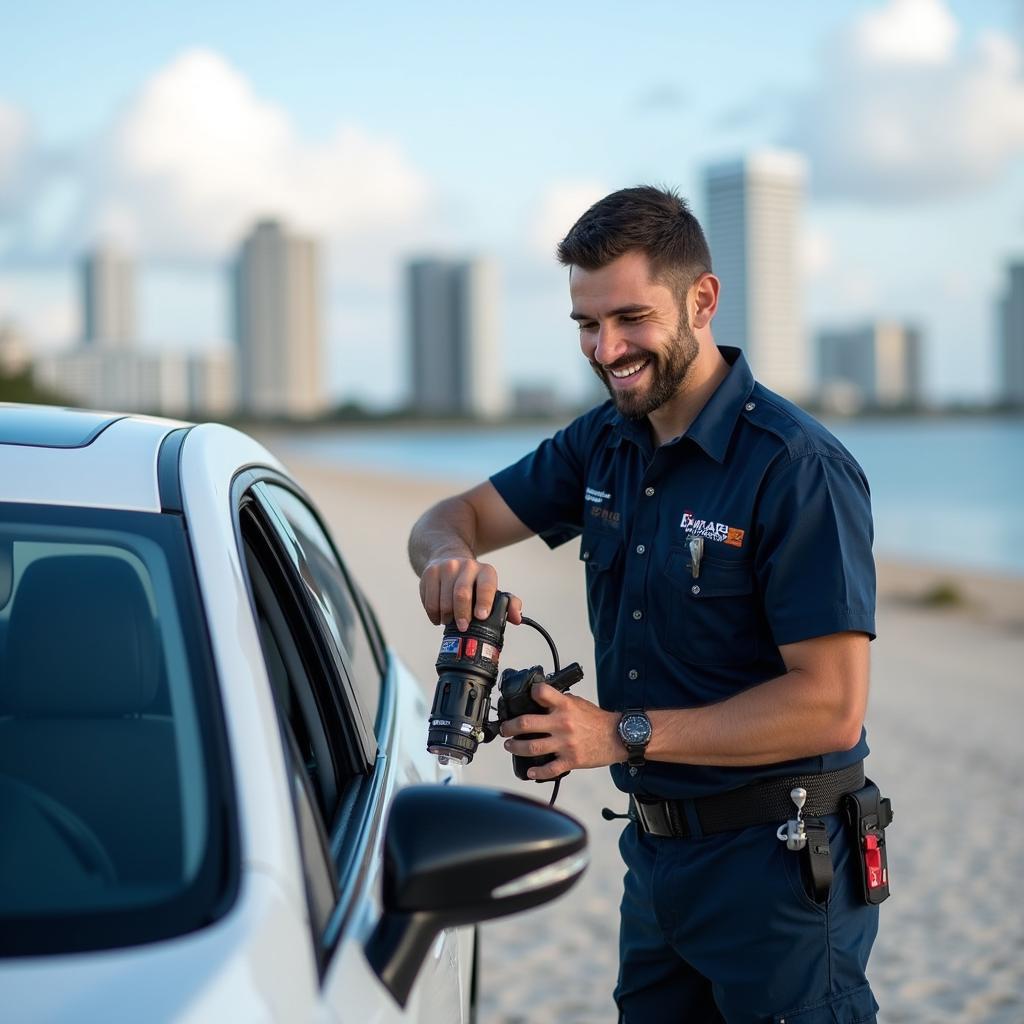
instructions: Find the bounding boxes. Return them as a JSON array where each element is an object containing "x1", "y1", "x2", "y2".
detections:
[{"x1": 617, "y1": 710, "x2": 652, "y2": 767}]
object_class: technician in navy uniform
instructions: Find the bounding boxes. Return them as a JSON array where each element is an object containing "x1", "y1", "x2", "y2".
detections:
[{"x1": 409, "y1": 187, "x2": 881, "y2": 1024}]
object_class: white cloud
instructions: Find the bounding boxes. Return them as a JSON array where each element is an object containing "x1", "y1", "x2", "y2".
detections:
[
  {"x1": 848, "y1": 0, "x2": 958, "y2": 65},
  {"x1": 1, "y1": 48, "x2": 432, "y2": 260},
  {"x1": 528, "y1": 181, "x2": 611, "y2": 261},
  {"x1": 791, "y1": 0, "x2": 1024, "y2": 200}
]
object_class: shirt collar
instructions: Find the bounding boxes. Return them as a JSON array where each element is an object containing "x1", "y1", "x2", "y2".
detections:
[{"x1": 608, "y1": 346, "x2": 754, "y2": 463}]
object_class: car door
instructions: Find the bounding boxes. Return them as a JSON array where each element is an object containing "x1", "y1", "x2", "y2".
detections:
[{"x1": 236, "y1": 474, "x2": 470, "y2": 1024}]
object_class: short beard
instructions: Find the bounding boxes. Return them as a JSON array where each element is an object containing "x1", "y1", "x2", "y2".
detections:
[{"x1": 591, "y1": 312, "x2": 700, "y2": 420}]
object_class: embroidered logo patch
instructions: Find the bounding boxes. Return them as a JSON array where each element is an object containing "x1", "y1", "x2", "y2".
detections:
[
  {"x1": 680, "y1": 510, "x2": 746, "y2": 548},
  {"x1": 586, "y1": 485, "x2": 621, "y2": 526}
]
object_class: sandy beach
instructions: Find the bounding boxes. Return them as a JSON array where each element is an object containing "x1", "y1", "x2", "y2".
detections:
[{"x1": 278, "y1": 455, "x2": 1024, "y2": 1024}]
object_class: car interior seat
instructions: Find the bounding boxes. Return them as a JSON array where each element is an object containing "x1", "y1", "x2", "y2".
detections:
[{"x1": 0, "y1": 554, "x2": 183, "y2": 889}]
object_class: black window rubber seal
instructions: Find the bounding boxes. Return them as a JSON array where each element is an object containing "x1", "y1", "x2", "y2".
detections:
[{"x1": 158, "y1": 427, "x2": 192, "y2": 513}]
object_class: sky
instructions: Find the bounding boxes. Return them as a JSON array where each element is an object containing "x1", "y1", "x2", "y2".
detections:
[{"x1": 1, "y1": 0, "x2": 1022, "y2": 406}]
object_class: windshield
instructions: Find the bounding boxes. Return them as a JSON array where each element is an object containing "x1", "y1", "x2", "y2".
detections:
[{"x1": 0, "y1": 503, "x2": 235, "y2": 956}]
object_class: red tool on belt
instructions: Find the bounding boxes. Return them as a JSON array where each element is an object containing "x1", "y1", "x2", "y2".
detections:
[{"x1": 844, "y1": 781, "x2": 893, "y2": 905}]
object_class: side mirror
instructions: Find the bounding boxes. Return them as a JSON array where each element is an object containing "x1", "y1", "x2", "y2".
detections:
[{"x1": 365, "y1": 785, "x2": 588, "y2": 1007}]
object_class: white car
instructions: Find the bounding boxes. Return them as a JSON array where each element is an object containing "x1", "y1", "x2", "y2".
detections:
[{"x1": 0, "y1": 405, "x2": 588, "y2": 1023}]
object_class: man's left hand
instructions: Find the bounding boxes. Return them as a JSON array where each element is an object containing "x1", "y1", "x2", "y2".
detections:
[{"x1": 500, "y1": 682, "x2": 622, "y2": 780}]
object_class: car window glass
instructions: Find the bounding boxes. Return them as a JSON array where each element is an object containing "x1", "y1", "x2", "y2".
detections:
[
  {"x1": 258, "y1": 484, "x2": 382, "y2": 734},
  {"x1": 239, "y1": 508, "x2": 341, "y2": 947},
  {"x1": 0, "y1": 506, "x2": 230, "y2": 956},
  {"x1": 284, "y1": 726, "x2": 338, "y2": 938},
  {"x1": 241, "y1": 519, "x2": 341, "y2": 822}
]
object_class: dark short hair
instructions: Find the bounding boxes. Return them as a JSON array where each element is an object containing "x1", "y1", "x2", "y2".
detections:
[{"x1": 556, "y1": 186, "x2": 711, "y2": 297}]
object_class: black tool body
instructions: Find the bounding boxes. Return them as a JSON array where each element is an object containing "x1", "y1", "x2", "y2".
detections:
[{"x1": 497, "y1": 662, "x2": 584, "y2": 781}]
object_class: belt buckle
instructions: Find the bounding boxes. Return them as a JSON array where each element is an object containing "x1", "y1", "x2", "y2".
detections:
[
  {"x1": 631, "y1": 796, "x2": 651, "y2": 833},
  {"x1": 633, "y1": 797, "x2": 673, "y2": 837}
]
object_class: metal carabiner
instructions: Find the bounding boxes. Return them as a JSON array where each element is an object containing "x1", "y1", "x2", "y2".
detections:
[{"x1": 777, "y1": 786, "x2": 808, "y2": 851}]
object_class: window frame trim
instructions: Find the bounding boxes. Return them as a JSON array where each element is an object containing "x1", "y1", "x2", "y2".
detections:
[
  {"x1": 241, "y1": 521, "x2": 347, "y2": 814},
  {"x1": 254, "y1": 477, "x2": 388, "y2": 675},
  {"x1": 228, "y1": 468, "x2": 400, "y2": 981},
  {"x1": 231, "y1": 467, "x2": 382, "y2": 760},
  {"x1": 237, "y1": 495, "x2": 367, "y2": 781}
]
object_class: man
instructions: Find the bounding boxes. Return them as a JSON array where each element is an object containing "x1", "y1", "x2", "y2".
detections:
[{"x1": 408, "y1": 186, "x2": 883, "y2": 1023}]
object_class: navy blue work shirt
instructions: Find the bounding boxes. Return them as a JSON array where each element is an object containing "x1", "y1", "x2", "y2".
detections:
[{"x1": 490, "y1": 347, "x2": 875, "y2": 799}]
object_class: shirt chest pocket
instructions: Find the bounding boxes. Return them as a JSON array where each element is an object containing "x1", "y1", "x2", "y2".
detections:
[
  {"x1": 661, "y1": 547, "x2": 758, "y2": 666},
  {"x1": 579, "y1": 531, "x2": 622, "y2": 644}
]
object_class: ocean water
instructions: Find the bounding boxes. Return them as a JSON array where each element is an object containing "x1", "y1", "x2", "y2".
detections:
[{"x1": 270, "y1": 416, "x2": 1024, "y2": 576}]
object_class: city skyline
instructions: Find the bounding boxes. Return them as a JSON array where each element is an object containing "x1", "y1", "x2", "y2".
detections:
[
  {"x1": 1, "y1": 0, "x2": 1022, "y2": 407},
  {"x1": 11, "y1": 213, "x2": 1024, "y2": 415}
]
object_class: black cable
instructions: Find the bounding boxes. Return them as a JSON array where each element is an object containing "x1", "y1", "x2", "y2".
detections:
[
  {"x1": 520, "y1": 614, "x2": 565, "y2": 807},
  {"x1": 519, "y1": 615, "x2": 560, "y2": 672}
]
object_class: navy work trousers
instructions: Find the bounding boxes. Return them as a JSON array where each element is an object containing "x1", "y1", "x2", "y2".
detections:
[{"x1": 615, "y1": 813, "x2": 880, "y2": 1023}]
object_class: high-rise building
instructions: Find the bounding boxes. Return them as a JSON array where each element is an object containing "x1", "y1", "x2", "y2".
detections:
[
  {"x1": 187, "y1": 349, "x2": 237, "y2": 418},
  {"x1": 81, "y1": 245, "x2": 136, "y2": 347},
  {"x1": 704, "y1": 151, "x2": 808, "y2": 399},
  {"x1": 817, "y1": 322, "x2": 923, "y2": 410},
  {"x1": 42, "y1": 241, "x2": 237, "y2": 417},
  {"x1": 233, "y1": 219, "x2": 325, "y2": 418},
  {"x1": 33, "y1": 348, "x2": 236, "y2": 418},
  {"x1": 999, "y1": 262, "x2": 1024, "y2": 406},
  {"x1": 406, "y1": 257, "x2": 505, "y2": 418}
]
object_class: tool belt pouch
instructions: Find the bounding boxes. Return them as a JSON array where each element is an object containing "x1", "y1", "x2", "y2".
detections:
[{"x1": 843, "y1": 779, "x2": 893, "y2": 905}]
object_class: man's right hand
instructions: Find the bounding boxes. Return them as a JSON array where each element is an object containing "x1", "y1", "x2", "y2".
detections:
[
  {"x1": 409, "y1": 482, "x2": 533, "y2": 630},
  {"x1": 419, "y1": 556, "x2": 524, "y2": 632}
]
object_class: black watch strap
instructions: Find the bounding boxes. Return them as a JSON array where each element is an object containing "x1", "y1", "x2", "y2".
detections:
[{"x1": 618, "y1": 709, "x2": 652, "y2": 767}]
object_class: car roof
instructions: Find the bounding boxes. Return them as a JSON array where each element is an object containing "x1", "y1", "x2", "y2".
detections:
[{"x1": 0, "y1": 403, "x2": 190, "y2": 512}]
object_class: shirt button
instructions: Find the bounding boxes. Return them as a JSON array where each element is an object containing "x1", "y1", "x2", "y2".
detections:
[
  {"x1": 691, "y1": 585, "x2": 701, "y2": 595},
  {"x1": 635, "y1": 544, "x2": 646, "y2": 555},
  {"x1": 582, "y1": 550, "x2": 590, "y2": 560},
  {"x1": 644, "y1": 486, "x2": 655, "y2": 497},
  {"x1": 632, "y1": 609, "x2": 643, "y2": 620},
  {"x1": 628, "y1": 669, "x2": 639, "y2": 680},
  {"x1": 745, "y1": 401, "x2": 756, "y2": 411}
]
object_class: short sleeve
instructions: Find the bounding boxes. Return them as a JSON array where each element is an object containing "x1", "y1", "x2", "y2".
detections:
[
  {"x1": 489, "y1": 413, "x2": 595, "y2": 549},
  {"x1": 755, "y1": 452, "x2": 876, "y2": 645}
]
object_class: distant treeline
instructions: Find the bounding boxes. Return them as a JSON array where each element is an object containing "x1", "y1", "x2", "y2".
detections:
[{"x1": 0, "y1": 370, "x2": 71, "y2": 407}]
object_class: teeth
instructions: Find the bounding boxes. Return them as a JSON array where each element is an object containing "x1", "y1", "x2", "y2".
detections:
[{"x1": 610, "y1": 360, "x2": 648, "y2": 379}]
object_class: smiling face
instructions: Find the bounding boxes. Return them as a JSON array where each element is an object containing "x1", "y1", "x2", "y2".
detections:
[{"x1": 570, "y1": 250, "x2": 700, "y2": 420}]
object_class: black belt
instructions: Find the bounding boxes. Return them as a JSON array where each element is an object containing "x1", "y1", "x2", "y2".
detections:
[{"x1": 630, "y1": 762, "x2": 865, "y2": 838}]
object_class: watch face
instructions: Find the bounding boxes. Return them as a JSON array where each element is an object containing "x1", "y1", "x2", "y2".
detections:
[{"x1": 620, "y1": 713, "x2": 651, "y2": 745}]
